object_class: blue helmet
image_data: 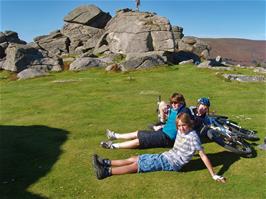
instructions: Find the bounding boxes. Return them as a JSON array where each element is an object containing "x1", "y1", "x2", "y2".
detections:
[{"x1": 198, "y1": 97, "x2": 210, "y2": 107}]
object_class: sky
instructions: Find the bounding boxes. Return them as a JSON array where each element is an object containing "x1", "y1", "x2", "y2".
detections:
[{"x1": 0, "y1": 0, "x2": 265, "y2": 43}]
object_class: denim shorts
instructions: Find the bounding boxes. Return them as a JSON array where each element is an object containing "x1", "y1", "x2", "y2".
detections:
[{"x1": 138, "y1": 154, "x2": 181, "y2": 173}]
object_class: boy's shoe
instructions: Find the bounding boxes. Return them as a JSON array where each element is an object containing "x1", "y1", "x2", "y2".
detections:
[
  {"x1": 92, "y1": 154, "x2": 111, "y2": 180},
  {"x1": 106, "y1": 129, "x2": 117, "y2": 140},
  {"x1": 100, "y1": 140, "x2": 115, "y2": 149},
  {"x1": 93, "y1": 154, "x2": 111, "y2": 167}
]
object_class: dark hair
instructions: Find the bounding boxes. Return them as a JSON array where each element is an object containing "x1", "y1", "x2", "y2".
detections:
[
  {"x1": 176, "y1": 112, "x2": 194, "y2": 129},
  {"x1": 170, "y1": 92, "x2": 186, "y2": 106}
]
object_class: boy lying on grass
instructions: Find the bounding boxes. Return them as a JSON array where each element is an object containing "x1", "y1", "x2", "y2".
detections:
[{"x1": 92, "y1": 112, "x2": 226, "y2": 183}]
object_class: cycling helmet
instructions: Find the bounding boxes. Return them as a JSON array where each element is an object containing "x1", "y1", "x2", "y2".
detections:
[{"x1": 198, "y1": 97, "x2": 210, "y2": 107}]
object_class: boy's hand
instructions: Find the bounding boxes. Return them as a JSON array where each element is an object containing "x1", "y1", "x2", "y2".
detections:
[{"x1": 212, "y1": 174, "x2": 226, "y2": 183}]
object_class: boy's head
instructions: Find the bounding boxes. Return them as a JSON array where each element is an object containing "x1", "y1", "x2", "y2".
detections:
[
  {"x1": 197, "y1": 97, "x2": 210, "y2": 116},
  {"x1": 170, "y1": 92, "x2": 186, "y2": 110},
  {"x1": 176, "y1": 112, "x2": 193, "y2": 134}
]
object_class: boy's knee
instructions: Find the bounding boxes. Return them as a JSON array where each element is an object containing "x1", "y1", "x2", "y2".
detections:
[{"x1": 128, "y1": 156, "x2": 138, "y2": 162}]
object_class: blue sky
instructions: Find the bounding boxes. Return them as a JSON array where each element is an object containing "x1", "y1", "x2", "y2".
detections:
[{"x1": 1, "y1": 0, "x2": 265, "y2": 42}]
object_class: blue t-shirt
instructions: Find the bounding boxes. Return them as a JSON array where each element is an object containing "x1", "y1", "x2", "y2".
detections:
[{"x1": 162, "y1": 105, "x2": 191, "y2": 140}]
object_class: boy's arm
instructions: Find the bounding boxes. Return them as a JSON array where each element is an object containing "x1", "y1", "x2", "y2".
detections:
[{"x1": 199, "y1": 149, "x2": 226, "y2": 183}]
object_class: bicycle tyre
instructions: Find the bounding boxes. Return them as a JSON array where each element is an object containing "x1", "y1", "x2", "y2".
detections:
[
  {"x1": 227, "y1": 124, "x2": 259, "y2": 141},
  {"x1": 211, "y1": 130, "x2": 252, "y2": 156}
]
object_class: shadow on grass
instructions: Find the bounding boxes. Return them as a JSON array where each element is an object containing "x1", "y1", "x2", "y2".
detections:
[
  {"x1": 181, "y1": 151, "x2": 240, "y2": 175},
  {"x1": 0, "y1": 125, "x2": 68, "y2": 199}
]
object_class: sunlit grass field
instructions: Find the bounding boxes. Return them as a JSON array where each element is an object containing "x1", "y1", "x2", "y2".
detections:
[{"x1": 0, "y1": 65, "x2": 265, "y2": 198}]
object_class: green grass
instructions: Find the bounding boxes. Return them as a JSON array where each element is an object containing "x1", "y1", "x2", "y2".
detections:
[{"x1": 0, "y1": 65, "x2": 266, "y2": 199}]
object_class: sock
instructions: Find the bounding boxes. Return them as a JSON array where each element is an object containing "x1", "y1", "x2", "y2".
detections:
[
  {"x1": 114, "y1": 133, "x2": 121, "y2": 139},
  {"x1": 112, "y1": 143, "x2": 120, "y2": 149}
]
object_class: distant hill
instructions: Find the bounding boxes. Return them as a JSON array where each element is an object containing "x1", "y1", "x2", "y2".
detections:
[{"x1": 201, "y1": 38, "x2": 266, "y2": 67}]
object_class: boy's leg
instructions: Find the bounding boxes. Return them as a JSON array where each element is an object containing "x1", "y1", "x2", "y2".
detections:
[
  {"x1": 111, "y1": 162, "x2": 138, "y2": 175},
  {"x1": 115, "y1": 131, "x2": 138, "y2": 139},
  {"x1": 111, "y1": 156, "x2": 138, "y2": 166},
  {"x1": 113, "y1": 139, "x2": 140, "y2": 149},
  {"x1": 101, "y1": 138, "x2": 140, "y2": 149},
  {"x1": 106, "y1": 129, "x2": 138, "y2": 140}
]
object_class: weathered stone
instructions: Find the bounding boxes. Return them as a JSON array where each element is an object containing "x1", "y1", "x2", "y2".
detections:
[
  {"x1": 17, "y1": 68, "x2": 49, "y2": 80},
  {"x1": 63, "y1": 5, "x2": 111, "y2": 28},
  {"x1": 95, "y1": 10, "x2": 175, "y2": 54},
  {"x1": 0, "y1": 32, "x2": 6, "y2": 43},
  {"x1": 223, "y1": 74, "x2": 265, "y2": 82},
  {"x1": 179, "y1": 59, "x2": 194, "y2": 65},
  {"x1": 106, "y1": 32, "x2": 152, "y2": 53},
  {"x1": 178, "y1": 36, "x2": 210, "y2": 61},
  {"x1": 200, "y1": 49, "x2": 209, "y2": 60},
  {"x1": 120, "y1": 52, "x2": 166, "y2": 70},
  {"x1": 61, "y1": 23, "x2": 105, "y2": 54},
  {"x1": 30, "y1": 57, "x2": 63, "y2": 72},
  {"x1": 254, "y1": 67, "x2": 266, "y2": 73},
  {"x1": 172, "y1": 25, "x2": 184, "y2": 48},
  {"x1": 34, "y1": 31, "x2": 70, "y2": 56},
  {"x1": 93, "y1": 44, "x2": 109, "y2": 55},
  {"x1": 151, "y1": 31, "x2": 175, "y2": 51},
  {"x1": 3, "y1": 31, "x2": 27, "y2": 44},
  {"x1": 2, "y1": 44, "x2": 44, "y2": 72},
  {"x1": 69, "y1": 57, "x2": 109, "y2": 71},
  {"x1": 197, "y1": 61, "x2": 211, "y2": 68},
  {"x1": 0, "y1": 31, "x2": 27, "y2": 59},
  {"x1": 182, "y1": 37, "x2": 197, "y2": 45},
  {"x1": 0, "y1": 42, "x2": 8, "y2": 49},
  {"x1": 0, "y1": 58, "x2": 5, "y2": 69}
]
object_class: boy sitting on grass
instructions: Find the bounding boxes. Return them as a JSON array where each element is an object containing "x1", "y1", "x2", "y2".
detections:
[{"x1": 92, "y1": 112, "x2": 226, "y2": 183}]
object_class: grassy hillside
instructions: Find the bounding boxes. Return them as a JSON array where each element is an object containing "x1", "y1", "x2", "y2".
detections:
[
  {"x1": 0, "y1": 65, "x2": 265, "y2": 199},
  {"x1": 201, "y1": 38, "x2": 266, "y2": 67}
]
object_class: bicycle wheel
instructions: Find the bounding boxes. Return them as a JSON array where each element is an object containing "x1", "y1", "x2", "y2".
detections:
[
  {"x1": 207, "y1": 129, "x2": 252, "y2": 156},
  {"x1": 227, "y1": 123, "x2": 259, "y2": 141}
]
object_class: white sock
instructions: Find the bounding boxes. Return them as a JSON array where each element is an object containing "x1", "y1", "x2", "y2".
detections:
[
  {"x1": 112, "y1": 143, "x2": 120, "y2": 149},
  {"x1": 114, "y1": 133, "x2": 121, "y2": 139}
]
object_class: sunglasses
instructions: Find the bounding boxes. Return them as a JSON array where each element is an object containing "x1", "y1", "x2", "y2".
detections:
[{"x1": 171, "y1": 101, "x2": 179, "y2": 104}]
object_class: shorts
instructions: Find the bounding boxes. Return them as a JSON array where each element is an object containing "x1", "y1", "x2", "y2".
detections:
[
  {"x1": 138, "y1": 154, "x2": 181, "y2": 173},
  {"x1": 137, "y1": 130, "x2": 174, "y2": 149}
]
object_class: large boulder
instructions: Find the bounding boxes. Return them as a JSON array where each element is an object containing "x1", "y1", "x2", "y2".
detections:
[
  {"x1": 34, "y1": 30, "x2": 70, "y2": 57},
  {"x1": 0, "y1": 31, "x2": 27, "y2": 58},
  {"x1": 2, "y1": 43, "x2": 63, "y2": 72},
  {"x1": 17, "y1": 68, "x2": 49, "y2": 80},
  {"x1": 172, "y1": 25, "x2": 184, "y2": 49},
  {"x1": 178, "y1": 36, "x2": 211, "y2": 60},
  {"x1": 30, "y1": 57, "x2": 63, "y2": 72},
  {"x1": 95, "y1": 9, "x2": 175, "y2": 54},
  {"x1": 2, "y1": 44, "x2": 44, "y2": 72},
  {"x1": 63, "y1": 5, "x2": 111, "y2": 28},
  {"x1": 69, "y1": 57, "x2": 111, "y2": 71},
  {"x1": 61, "y1": 23, "x2": 105, "y2": 54},
  {"x1": 120, "y1": 51, "x2": 167, "y2": 71}
]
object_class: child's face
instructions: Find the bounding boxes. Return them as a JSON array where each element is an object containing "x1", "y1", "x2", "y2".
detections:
[
  {"x1": 197, "y1": 104, "x2": 208, "y2": 116},
  {"x1": 177, "y1": 120, "x2": 190, "y2": 134}
]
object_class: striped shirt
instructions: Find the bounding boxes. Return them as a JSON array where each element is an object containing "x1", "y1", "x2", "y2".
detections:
[{"x1": 163, "y1": 130, "x2": 203, "y2": 167}]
